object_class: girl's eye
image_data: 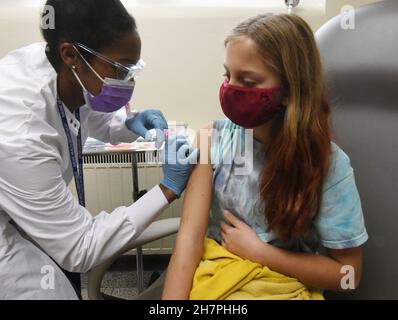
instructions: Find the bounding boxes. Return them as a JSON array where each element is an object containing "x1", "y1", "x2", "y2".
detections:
[{"x1": 242, "y1": 80, "x2": 257, "y2": 87}]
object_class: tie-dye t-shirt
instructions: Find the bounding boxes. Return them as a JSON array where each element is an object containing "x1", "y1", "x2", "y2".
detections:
[{"x1": 207, "y1": 119, "x2": 368, "y2": 253}]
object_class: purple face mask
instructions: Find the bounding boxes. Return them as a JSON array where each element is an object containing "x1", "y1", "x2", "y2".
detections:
[
  {"x1": 71, "y1": 50, "x2": 136, "y2": 113},
  {"x1": 84, "y1": 77, "x2": 135, "y2": 113}
]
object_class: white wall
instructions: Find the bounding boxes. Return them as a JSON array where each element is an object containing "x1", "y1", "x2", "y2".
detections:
[{"x1": 0, "y1": 0, "x2": 383, "y2": 130}]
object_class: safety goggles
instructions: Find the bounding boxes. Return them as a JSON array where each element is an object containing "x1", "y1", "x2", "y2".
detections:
[{"x1": 74, "y1": 42, "x2": 146, "y2": 82}]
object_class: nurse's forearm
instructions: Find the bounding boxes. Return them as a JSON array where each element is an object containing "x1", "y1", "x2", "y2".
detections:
[
  {"x1": 123, "y1": 185, "x2": 170, "y2": 237},
  {"x1": 159, "y1": 184, "x2": 177, "y2": 204}
]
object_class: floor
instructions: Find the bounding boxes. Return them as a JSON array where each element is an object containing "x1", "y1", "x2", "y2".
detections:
[{"x1": 81, "y1": 254, "x2": 171, "y2": 300}]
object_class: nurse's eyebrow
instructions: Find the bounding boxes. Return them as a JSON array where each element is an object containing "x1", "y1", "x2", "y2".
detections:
[{"x1": 116, "y1": 58, "x2": 138, "y2": 65}]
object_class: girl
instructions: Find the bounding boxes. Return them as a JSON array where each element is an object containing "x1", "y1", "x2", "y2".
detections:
[{"x1": 162, "y1": 13, "x2": 368, "y2": 300}]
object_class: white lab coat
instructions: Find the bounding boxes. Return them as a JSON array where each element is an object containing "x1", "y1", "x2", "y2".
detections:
[{"x1": 0, "y1": 43, "x2": 169, "y2": 300}]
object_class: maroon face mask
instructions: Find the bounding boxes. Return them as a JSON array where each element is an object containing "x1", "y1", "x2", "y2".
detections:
[{"x1": 219, "y1": 80, "x2": 286, "y2": 128}]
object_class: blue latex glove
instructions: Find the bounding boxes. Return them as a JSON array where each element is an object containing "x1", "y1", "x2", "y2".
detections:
[
  {"x1": 160, "y1": 135, "x2": 199, "y2": 198},
  {"x1": 125, "y1": 109, "x2": 168, "y2": 148}
]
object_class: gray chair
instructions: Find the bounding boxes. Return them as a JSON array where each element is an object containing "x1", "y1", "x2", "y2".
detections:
[
  {"x1": 87, "y1": 218, "x2": 180, "y2": 300},
  {"x1": 315, "y1": 0, "x2": 398, "y2": 299}
]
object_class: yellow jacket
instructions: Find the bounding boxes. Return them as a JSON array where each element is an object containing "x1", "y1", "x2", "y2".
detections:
[{"x1": 190, "y1": 238, "x2": 324, "y2": 300}]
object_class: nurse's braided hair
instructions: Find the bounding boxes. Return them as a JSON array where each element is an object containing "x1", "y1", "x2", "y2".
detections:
[{"x1": 41, "y1": 0, "x2": 136, "y2": 70}]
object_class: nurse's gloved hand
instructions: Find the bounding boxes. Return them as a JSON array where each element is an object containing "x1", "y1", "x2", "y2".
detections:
[
  {"x1": 125, "y1": 109, "x2": 168, "y2": 148},
  {"x1": 160, "y1": 135, "x2": 199, "y2": 198}
]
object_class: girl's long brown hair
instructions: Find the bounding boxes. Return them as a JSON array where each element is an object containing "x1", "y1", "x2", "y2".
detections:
[{"x1": 226, "y1": 13, "x2": 332, "y2": 242}]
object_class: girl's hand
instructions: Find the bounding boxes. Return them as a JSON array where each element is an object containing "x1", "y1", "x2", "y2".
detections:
[{"x1": 220, "y1": 210, "x2": 265, "y2": 261}]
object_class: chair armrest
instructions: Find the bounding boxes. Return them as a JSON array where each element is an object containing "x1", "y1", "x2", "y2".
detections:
[{"x1": 87, "y1": 217, "x2": 180, "y2": 300}]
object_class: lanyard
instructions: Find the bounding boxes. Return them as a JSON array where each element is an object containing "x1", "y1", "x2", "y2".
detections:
[{"x1": 56, "y1": 96, "x2": 86, "y2": 207}]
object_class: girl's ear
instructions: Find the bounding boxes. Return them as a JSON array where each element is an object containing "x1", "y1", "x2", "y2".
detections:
[
  {"x1": 282, "y1": 96, "x2": 290, "y2": 106},
  {"x1": 281, "y1": 86, "x2": 290, "y2": 106}
]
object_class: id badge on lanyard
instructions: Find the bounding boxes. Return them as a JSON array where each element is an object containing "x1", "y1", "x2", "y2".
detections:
[{"x1": 56, "y1": 97, "x2": 86, "y2": 207}]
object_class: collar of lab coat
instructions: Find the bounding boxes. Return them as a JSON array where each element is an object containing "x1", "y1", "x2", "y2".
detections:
[{"x1": 60, "y1": 100, "x2": 81, "y2": 137}]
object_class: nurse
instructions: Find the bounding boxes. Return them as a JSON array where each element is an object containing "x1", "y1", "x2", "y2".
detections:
[{"x1": 0, "y1": 0, "x2": 197, "y2": 299}]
